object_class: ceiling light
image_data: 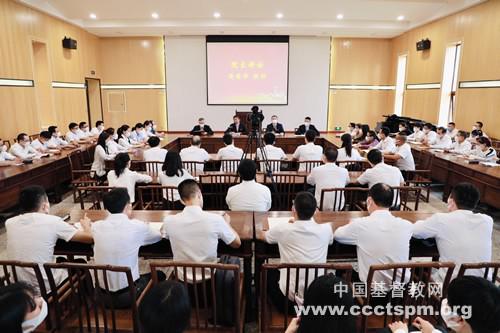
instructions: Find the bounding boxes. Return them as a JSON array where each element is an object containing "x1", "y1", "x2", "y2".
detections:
[
  {"x1": 151, "y1": 12, "x2": 159, "y2": 19},
  {"x1": 336, "y1": 13, "x2": 344, "y2": 20},
  {"x1": 276, "y1": 12, "x2": 284, "y2": 19},
  {"x1": 213, "y1": 12, "x2": 221, "y2": 19},
  {"x1": 397, "y1": 15, "x2": 405, "y2": 21},
  {"x1": 89, "y1": 13, "x2": 97, "y2": 20}
]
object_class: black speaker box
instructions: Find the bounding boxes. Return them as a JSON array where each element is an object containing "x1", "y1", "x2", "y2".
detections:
[
  {"x1": 62, "y1": 37, "x2": 77, "y2": 50},
  {"x1": 416, "y1": 39, "x2": 431, "y2": 51}
]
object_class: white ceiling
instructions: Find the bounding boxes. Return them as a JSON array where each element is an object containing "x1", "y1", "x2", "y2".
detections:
[{"x1": 18, "y1": 0, "x2": 485, "y2": 38}]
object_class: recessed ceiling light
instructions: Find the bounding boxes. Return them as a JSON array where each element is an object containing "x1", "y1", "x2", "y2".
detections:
[
  {"x1": 276, "y1": 12, "x2": 284, "y2": 19},
  {"x1": 397, "y1": 15, "x2": 405, "y2": 21},
  {"x1": 151, "y1": 12, "x2": 159, "y2": 19},
  {"x1": 213, "y1": 12, "x2": 221, "y2": 19},
  {"x1": 336, "y1": 13, "x2": 344, "y2": 20},
  {"x1": 89, "y1": 13, "x2": 97, "y2": 20}
]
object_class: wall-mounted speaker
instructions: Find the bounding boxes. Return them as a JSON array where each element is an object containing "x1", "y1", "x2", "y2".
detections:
[
  {"x1": 62, "y1": 37, "x2": 77, "y2": 50},
  {"x1": 416, "y1": 39, "x2": 431, "y2": 51}
]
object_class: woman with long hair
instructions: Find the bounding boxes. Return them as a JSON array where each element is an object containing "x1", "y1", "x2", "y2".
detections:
[
  {"x1": 357, "y1": 130, "x2": 380, "y2": 149},
  {"x1": 105, "y1": 127, "x2": 128, "y2": 154},
  {"x1": 159, "y1": 151, "x2": 193, "y2": 209},
  {"x1": 337, "y1": 133, "x2": 363, "y2": 163},
  {"x1": 91, "y1": 131, "x2": 115, "y2": 179},
  {"x1": 118, "y1": 125, "x2": 135, "y2": 148},
  {"x1": 107, "y1": 152, "x2": 152, "y2": 203}
]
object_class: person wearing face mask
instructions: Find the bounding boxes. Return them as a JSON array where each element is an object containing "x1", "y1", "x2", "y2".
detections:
[
  {"x1": 407, "y1": 123, "x2": 425, "y2": 142},
  {"x1": 384, "y1": 134, "x2": 416, "y2": 171},
  {"x1": 469, "y1": 136, "x2": 497, "y2": 161},
  {"x1": 226, "y1": 115, "x2": 248, "y2": 135},
  {"x1": 77, "y1": 121, "x2": 91, "y2": 140},
  {"x1": 190, "y1": 117, "x2": 214, "y2": 136},
  {"x1": 144, "y1": 120, "x2": 155, "y2": 137},
  {"x1": 295, "y1": 117, "x2": 320, "y2": 136},
  {"x1": 388, "y1": 276, "x2": 500, "y2": 333},
  {"x1": 0, "y1": 282, "x2": 48, "y2": 333},
  {"x1": 470, "y1": 121, "x2": 488, "y2": 139},
  {"x1": 334, "y1": 183, "x2": 413, "y2": 285},
  {"x1": 91, "y1": 132, "x2": 116, "y2": 179},
  {"x1": 90, "y1": 120, "x2": 105, "y2": 136},
  {"x1": 356, "y1": 130, "x2": 380, "y2": 149},
  {"x1": 292, "y1": 130, "x2": 323, "y2": 171},
  {"x1": 144, "y1": 136, "x2": 168, "y2": 162},
  {"x1": 10, "y1": 133, "x2": 40, "y2": 160},
  {"x1": 31, "y1": 131, "x2": 59, "y2": 153},
  {"x1": 373, "y1": 127, "x2": 397, "y2": 153},
  {"x1": 266, "y1": 115, "x2": 285, "y2": 135},
  {"x1": 108, "y1": 153, "x2": 152, "y2": 203},
  {"x1": 430, "y1": 127, "x2": 453, "y2": 149},
  {"x1": 162, "y1": 179, "x2": 241, "y2": 282},
  {"x1": 118, "y1": 124, "x2": 136, "y2": 148},
  {"x1": 447, "y1": 131, "x2": 472, "y2": 155},
  {"x1": 421, "y1": 123, "x2": 438, "y2": 146},
  {"x1": 345, "y1": 122, "x2": 356, "y2": 137},
  {"x1": 398, "y1": 122, "x2": 413, "y2": 136},
  {"x1": 130, "y1": 123, "x2": 148, "y2": 143},
  {"x1": 413, "y1": 182, "x2": 492, "y2": 282},
  {"x1": 447, "y1": 122, "x2": 458, "y2": 140},
  {"x1": 65, "y1": 122, "x2": 81, "y2": 144},
  {"x1": 104, "y1": 127, "x2": 128, "y2": 154},
  {"x1": 47, "y1": 125, "x2": 73, "y2": 148},
  {"x1": 6, "y1": 186, "x2": 93, "y2": 292},
  {"x1": 0, "y1": 139, "x2": 17, "y2": 166}
]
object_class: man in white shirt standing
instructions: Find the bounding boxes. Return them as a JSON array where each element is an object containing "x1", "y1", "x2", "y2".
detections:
[
  {"x1": 292, "y1": 130, "x2": 323, "y2": 171},
  {"x1": 430, "y1": 127, "x2": 453, "y2": 149},
  {"x1": 256, "y1": 133, "x2": 287, "y2": 172},
  {"x1": 10, "y1": 133, "x2": 40, "y2": 160},
  {"x1": 265, "y1": 191, "x2": 333, "y2": 308},
  {"x1": 373, "y1": 127, "x2": 397, "y2": 154},
  {"x1": 90, "y1": 120, "x2": 105, "y2": 136},
  {"x1": 307, "y1": 147, "x2": 350, "y2": 211},
  {"x1": 226, "y1": 159, "x2": 272, "y2": 211},
  {"x1": 447, "y1": 130, "x2": 472, "y2": 155},
  {"x1": 422, "y1": 123, "x2": 438, "y2": 146},
  {"x1": 6, "y1": 186, "x2": 93, "y2": 290},
  {"x1": 92, "y1": 188, "x2": 164, "y2": 308},
  {"x1": 216, "y1": 134, "x2": 244, "y2": 172},
  {"x1": 180, "y1": 136, "x2": 210, "y2": 172},
  {"x1": 384, "y1": 134, "x2": 415, "y2": 171},
  {"x1": 334, "y1": 183, "x2": 413, "y2": 284},
  {"x1": 412, "y1": 182, "x2": 493, "y2": 281},
  {"x1": 143, "y1": 136, "x2": 168, "y2": 162},
  {"x1": 447, "y1": 122, "x2": 458, "y2": 140},
  {"x1": 162, "y1": 179, "x2": 241, "y2": 281}
]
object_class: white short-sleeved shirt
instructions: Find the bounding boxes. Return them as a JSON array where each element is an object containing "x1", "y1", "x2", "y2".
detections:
[
  {"x1": 256, "y1": 145, "x2": 286, "y2": 172},
  {"x1": 65, "y1": 131, "x2": 80, "y2": 143},
  {"x1": 470, "y1": 147, "x2": 497, "y2": 161},
  {"x1": 162, "y1": 206, "x2": 236, "y2": 281},
  {"x1": 226, "y1": 180, "x2": 272, "y2": 211},
  {"x1": 307, "y1": 163, "x2": 350, "y2": 210},
  {"x1": 143, "y1": 147, "x2": 168, "y2": 162},
  {"x1": 90, "y1": 127, "x2": 102, "y2": 136},
  {"x1": 337, "y1": 147, "x2": 363, "y2": 162},
  {"x1": 413, "y1": 210, "x2": 493, "y2": 281},
  {"x1": 358, "y1": 163, "x2": 405, "y2": 206},
  {"x1": 450, "y1": 140, "x2": 472, "y2": 155},
  {"x1": 180, "y1": 146, "x2": 210, "y2": 171},
  {"x1": 0, "y1": 150, "x2": 16, "y2": 161},
  {"x1": 6, "y1": 213, "x2": 78, "y2": 291},
  {"x1": 334, "y1": 210, "x2": 413, "y2": 284},
  {"x1": 107, "y1": 169, "x2": 153, "y2": 203},
  {"x1": 91, "y1": 145, "x2": 115, "y2": 177},
  {"x1": 408, "y1": 130, "x2": 425, "y2": 142},
  {"x1": 31, "y1": 139, "x2": 48, "y2": 152},
  {"x1": 106, "y1": 140, "x2": 128, "y2": 155},
  {"x1": 130, "y1": 130, "x2": 147, "y2": 143},
  {"x1": 216, "y1": 145, "x2": 244, "y2": 172},
  {"x1": 118, "y1": 136, "x2": 134, "y2": 148},
  {"x1": 159, "y1": 169, "x2": 194, "y2": 201},
  {"x1": 9, "y1": 143, "x2": 38, "y2": 159},
  {"x1": 48, "y1": 136, "x2": 68, "y2": 147},
  {"x1": 423, "y1": 131, "x2": 438, "y2": 145},
  {"x1": 92, "y1": 214, "x2": 162, "y2": 291},
  {"x1": 447, "y1": 128, "x2": 458, "y2": 139},
  {"x1": 76, "y1": 129, "x2": 90, "y2": 139},
  {"x1": 373, "y1": 137, "x2": 397, "y2": 154},
  {"x1": 293, "y1": 143, "x2": 323, "y2": 171},
  {"x1": 431, "y1": 135, "x2": 453, "y2": 149},
  {"x1": 265, "y1": 219, "x2": 333, "y2": 301},
  {"x1": 395, "y1": 143, "x2": 415, "y2": 171}
]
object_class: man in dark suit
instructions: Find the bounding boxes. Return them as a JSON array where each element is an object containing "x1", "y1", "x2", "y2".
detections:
[
  {"x1": 295, "y1": 116, "x2": 320, "y2": 136},
  {"x1": 190, "y1": 117, "x2": 214, "y2": 136},
  {"x1": 226, "y1": 115, "x2": 248, "y2": 134},
  {"x1": 266, "y1": 115, "x2": 285, "y2": 135}
]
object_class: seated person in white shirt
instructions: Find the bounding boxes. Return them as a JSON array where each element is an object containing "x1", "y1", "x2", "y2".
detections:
[
  {"x1": 65, "y1": 122, "x2": 81, "y2": 144},
  {"x1": 6, "y1": 186, "x2": 93, "y2": 291},
  {"x1": 90, "y1": 120, "x2": 105, "y2": 136},
  {"x1": 384, "y1": 134, "x2": 415, "y2": 171},
  {"x1": 292, "y1": 130, "x2": 323, "y2": 171},
  {"x1": 407, "y1": 123, "x2": 425, "y2": 142},
  {"x1": 159, "y1": 151, "x2": 194, "y2": 209},
  {"x1": 422, "y1": 123, "x2": 438, "y2": 146},
  {"x1": 226, "y1": 159, "x2": 272, "y2": 211},
  {"x1": 143, "y1": 136, "x2": 168, "y2": 162},
  {"x1": 388, "y1": 276, "x2": 500, "y2": 333},
  {"x1": 30, "y1": 131, "x2": 58, "y2": 153},
  {"x1": 447, "y1": 122, "x2": 458, "y2": 140},
  {"x1": 337, "y1": 133, "x2": 363, "y2": 164},
  {"x1": 264, "y1": 191, "x2": 334, "y2": 309},
  {"x1": 334, "y1": 183, "x2": 413, "y2": 284},
  {"x1": 256, "y1": 132, "x2": 287, "y2": 172},
  {"x1": 118, "y1": 124, "x2": 137, "y2": 148},
  {"x1": 413, "y1": 182, "x2": 493, "y2": 282},
  {"x1": 430, "y1": 127, "x2": 453, "y2": 149},
  {"x1": 105, "y1": 127, "x2": 128, "y2": 155},
  {"x1": 162, "y1": 179, "x2": 241, "y2": 282},
  {"x1": 48, "y1": 125, "x2": 73, "y2": 148},
  {"x1": 216, "y1": 134, "x2": 244, "y2": 172},
  {"x1": 307, "y1": 148, "x2": 350, "y2": 211},
  {"x1": 107, "y1": 153, "x2": 152, "y2": 204},
  {"x1": 446, "y1": 130, "x2": 472, "y2": 155},
  {"x1": 471, "y1": 120, "x2": 488, "y2": 138},
  {"x1": 77, "y1": 121, "x2": 92, "y2": 140},
  {"x1": 373, "y1": 127, "x2": 397, "y2": 153},
  {"x1": 398, "y1": 122, "x2": 413, "y2": 137},
  {"x1": 469, "y1": 136, "x2": 497, "y2": 161},
  {"x1": 179, "y1": 135, "x2": 210, "y2": 173},
  {"x1": 467, "y1": 129, "x2": 483, "y2": 144},
  {"x1": 92, "y1": 188, "x2": 164, "y2": 308},
  {"x1": 144, "y1": 120, "x2": 156, "y2": 138},
  {"x1": 130, "y1": 123, "x2": 148, "y2": 143},
  {"x1": 0, "y1": 139, "x2": 17, "y2": 166},
  {"x1": 91, "y1": 132, "x2": 116, "y2": 179},
  {"x1": 10, "y1": 133, "x2": 40, "y2": 160}
]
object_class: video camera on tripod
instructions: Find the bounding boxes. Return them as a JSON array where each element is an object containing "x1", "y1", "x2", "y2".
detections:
[{"x1": 248, "y1": 105, "x2": 264, "y2": 132}]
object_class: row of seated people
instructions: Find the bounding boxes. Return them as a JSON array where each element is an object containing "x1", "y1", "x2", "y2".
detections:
[{"x1": 1, "y1": 181, "x2": 496, "y2": 332}]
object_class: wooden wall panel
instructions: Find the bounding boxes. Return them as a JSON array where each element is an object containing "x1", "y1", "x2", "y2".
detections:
[
  {"x1": 454, "y1": 89, "x2": 500, "y2": 138},
  {"x1": 403, "y1": 90, "x2": 441, "y2": 124},
  {"x1": 0, "y1": 87, "x2": 38, "y2": 141}
]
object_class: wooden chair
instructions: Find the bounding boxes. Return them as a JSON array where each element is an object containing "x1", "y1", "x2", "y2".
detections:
[
  {"x1": 44, "y1": 262, "x2": 140, "y2": 333},
  {"x1": 297, "y1": 160, "x2": 323, "y2": 172},
  {"x1": 391, "y1": 186, "x2": 422, "y2": 211},
  {"x1": 256, "y1": 159, "x2": 284, "y2": 173},
  {"x1": 359, "y1": 261, "x2": 455, "y2": 333},
  {"x1": 404, "y1": 170, "x2": 432, "y2": 203},
  {"x1": 260, "y1": 263, "x2": 353, "y2": 332},
  {"x1": 457, "y1": 262, "x2": 500, "y2": 284},
  {"x1": 269, "y1": 173, "x2": 306, "y2": 210},
  {"x1": 68, "y1": 150, "x2": 98, "y2": 203},
  {"x1": 131, "y1": 160, "x2": 162, "y2": 179},
  {"x1": 183, "y1": 160, "x2": 206, "y2": 176},
  {"x1": 337, "y1": 160, "x2": 371, "y2": 171},
  {"x1": 29, "y1": 133, "x2": 40, "y2": 142},
  {"x1": 2, "y1": 139, "x2": 11, "y2": 149},
  {"x1": 219, "y1": 159, "x2": 241, "y2": 173},
  {"x1": 149, "y1": 261, "x2": 244, "y2": 333},
  {"x1": 199, "y1": 173, "x2": 240, "y2": 210},
  {"x1": 137, "y1": 185, "x2": 178, "y2": 210},
  {"x1": 319, "y1": 187, "x2": 368, "y2": 211},
  {"x1": 77, "y1": 186, "x2": 117, "y2": 210}
]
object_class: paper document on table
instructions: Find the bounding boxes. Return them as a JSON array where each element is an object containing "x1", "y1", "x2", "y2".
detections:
[
  {"x1": 268, "y1": 217, "x2": 291, "y2": 230},
  {"x1": 480, "y1": 162, "x2": 500, "y2": 167}
]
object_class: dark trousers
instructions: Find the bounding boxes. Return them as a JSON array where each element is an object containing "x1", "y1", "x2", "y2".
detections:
[{"x1": 267, "y1": 269, "x2": 297, "y2": 314}]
